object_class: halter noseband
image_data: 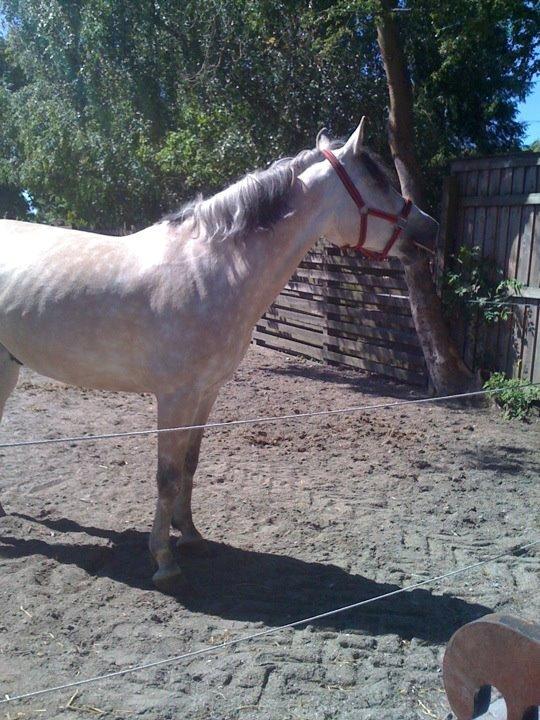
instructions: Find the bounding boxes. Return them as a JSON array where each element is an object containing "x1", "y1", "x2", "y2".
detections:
[{"x1": 322, "y1": 148, "x2": 412, "y2": 262}]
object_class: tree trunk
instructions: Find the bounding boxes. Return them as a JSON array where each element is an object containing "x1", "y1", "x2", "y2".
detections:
[{"x1": 375, "y1": 1, "x2": 477, "y2": 395}]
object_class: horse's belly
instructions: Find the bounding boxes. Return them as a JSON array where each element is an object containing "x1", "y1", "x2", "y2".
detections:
[
  {"x1": 0, "y1": 301, "x2": 250, "y2": 396},
  {"x1": 0, "y1": 325, "x2": 154, "y2": 392}
]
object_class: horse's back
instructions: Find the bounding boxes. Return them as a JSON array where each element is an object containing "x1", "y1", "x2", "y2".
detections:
[{"x1": 0, "y1": 220, "x2": 173, "y2": 391}]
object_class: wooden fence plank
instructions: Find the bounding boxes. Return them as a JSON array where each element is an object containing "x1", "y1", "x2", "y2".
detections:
[
  {"x1": 530, "y1": 207, "x2": 540, "y2": 287},
  {"x1": 477, "y1": 169, "x2": 490, "y2": 196},
  {"x1": 295, "y1": 264, "x2": 409, "y2": 291},
  {"x1": 465, "y1": 170, "x2": 479, "y2": 197},
  {"x1": 437, "y1": 175, "x2": 459, "y2": 289},
  {"x1": 506, "y1": 205, "x2": 523, "y2": 279},
  {"x1": 532, "y1": 304, "x2": 540, "y2": 383},
  {"x1": 488, "y1": 168, "x2": 501, "y2": 195},
  {"x1": 324, "y1": 335, "x2": 426, "y2": 370},
  {"x1": 462, "y1": 192, "x2": 540, "y2": 207},
  {"x1": 511, "y1": 166, "x2": 525, "y2": 194},
  {"x1": 265, "y1": 306, "x2": 422, "y2": 347},
  {"x1": 256, "y1": 318, "x2": 323, "y2": 348},
  {"x1": 517, "y1": 206, "x2": 535, "y2": 285},
  {"x1": 523, "y1": 165, "x2": 537, "y2": 193},
  {"x1": 258, "y1": 317, "x2": 424, "y2": 370},
  {"x1": 499, "y1": 167, "x2": 513, "y2": 195},
  {"x1": 451, "y1": 154, "x2": 540, "y2": 172},
  {"x1": 307, "y1": 251, "x2": 404, "y2": 274},
  {"x1": 272, "y1": 294, "x2": 416, "y2": 328},
  {"x1": 252, "y1": 332, "x2": 323, "y2": 363},
  {"x1": 285, "y1": 279, "x2": 413, "y2": 312},
  {"x1": 520, "y1": 304, "x2": 537, "y2": 382},
  {"x1": 483, "y1": 206, "x2": 498, "y2": 261}
]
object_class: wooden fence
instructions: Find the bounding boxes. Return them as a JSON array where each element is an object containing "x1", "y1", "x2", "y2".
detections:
[
  {"x1": 252, "y1": 242, "x2": 428, "y2": 386},
  {"x1": 439, "y1": 152, "x2": 540, "y2": 382}
]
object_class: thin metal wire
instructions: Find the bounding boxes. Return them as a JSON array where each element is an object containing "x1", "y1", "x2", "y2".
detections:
[
  {"x1": 1, "y1": 383, "x2": 538, "y2": 451},
  {"x1": 1, "y1": 538, "x2": 537, "y2": 705}
]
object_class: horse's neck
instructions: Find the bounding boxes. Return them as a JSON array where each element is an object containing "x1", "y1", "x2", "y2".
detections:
[{"x1": 230, "y1": 170, "x2": 333, "y2": 324}]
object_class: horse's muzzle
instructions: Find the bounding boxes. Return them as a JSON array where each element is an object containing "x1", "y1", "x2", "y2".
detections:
[{"x1": 410, "y1": 213, "x2": 439, "y2": 256}]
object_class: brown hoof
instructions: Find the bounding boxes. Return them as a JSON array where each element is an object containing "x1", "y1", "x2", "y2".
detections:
[{"x1": 152, "y1": 564, "x2": 184, "y2": 593}]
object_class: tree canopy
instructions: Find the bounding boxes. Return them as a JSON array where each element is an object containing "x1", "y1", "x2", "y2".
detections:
[{"x1": 0, "y1": 0, "x2": 538, "y2": 231}]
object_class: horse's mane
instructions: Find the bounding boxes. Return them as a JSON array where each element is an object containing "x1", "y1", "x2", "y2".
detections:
[{"x1": 163, "y1": 140, "x2": 345, "y2": 242}]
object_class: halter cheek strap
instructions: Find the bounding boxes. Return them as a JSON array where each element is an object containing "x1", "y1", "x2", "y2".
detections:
[{"x1": 321, "y1": 148, "x2": 412, "y2": 262}]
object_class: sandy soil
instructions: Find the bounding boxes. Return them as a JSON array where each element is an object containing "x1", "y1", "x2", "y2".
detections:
[{"x1": 0, "y1": 346, "x2": 538, "y2": 720}]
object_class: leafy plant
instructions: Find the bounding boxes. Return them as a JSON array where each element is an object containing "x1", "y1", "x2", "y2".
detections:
[
  {"x1": 442, "y1": 245, "x2": 523, "y2": 324},
  {"x1": 483, "y1": 372, "x2": 540, "y2": 420}
]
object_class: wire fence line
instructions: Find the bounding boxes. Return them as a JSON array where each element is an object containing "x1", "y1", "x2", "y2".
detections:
[
  {"x1": 1, "y1": 538, "x2": 538, "y2": 706},
  {"x1": 1, "y1": 383, "x2": 538, "y2": 451}
]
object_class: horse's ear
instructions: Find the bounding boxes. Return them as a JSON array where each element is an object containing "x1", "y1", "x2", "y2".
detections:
[
  {"x1": 344, "y1": 116, "x2": 367, "y2": 157},
  {"x1": 316, "y1": 127, "x2": 331, "y2": 150}
]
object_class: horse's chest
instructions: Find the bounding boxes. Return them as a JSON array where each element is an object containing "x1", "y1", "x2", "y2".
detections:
[{"x1": 150, "y1": 309, "x2": 252, "y2": 389}]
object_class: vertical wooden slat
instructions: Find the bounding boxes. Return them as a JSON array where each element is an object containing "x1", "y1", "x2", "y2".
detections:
[
  {"x1": 523, "y1": 165, "x2": 537, "y2": 193},
  {"x1": 437, "y1": 175, "x2": 459, "y2": 288},
  {"x1": 511, "y1": 166, "x2": 525, "y2": 194},
  {"x1": 465, "y1": 170, "x2": 479, "y2": 197},
  {"x1": 470, "y1": 207, "x2": 488, "y2": 369},
  {"x1": 529, "y1": 206, "x2": 540, "y2": 288},
  {"x1": 453, "y1": 204, "x2": 478, "y2": 367},
  {"x1": 506, "y1": 206, "x2": 523, "y2": 279},
  {"x1": 477, "y1": 169, "x2": 490, "y2": 196},
  {"x1": 499, "y1": 167, "x2": 513, "y2": 194},
  {"x1": 517, "y1": 206, "x2": 535, "y2": 286},
  {"x1": 488, "y1": 168, "x2": 501, "y2": 195},
  {"x1": 457, "y1": 171, "x2": 468, "y2": 196},
  {"x1": 495, "y1": 205, "x2": 513, "y2": 373},
  {"x1": 532, "y1": 304, "x2": 540, "y2": 383},
  {"x1": 495, "y1": 206, "x2": 510, "y2": 270},
  {"x1": 520, "y1": 303, "x2": 538, "y2": 382},
  {"x1": 505, "y1": 206, "x2": 525, "y2": 376},
  {"x1": 483, "y1": 206, "x2": 499, "y2": 370},
  {"x1": 505, "y1": 304, "x2": 525, "y2": 379},
  {"x1": 483, "y1": 207, "x2": 498, "y2": 260}
]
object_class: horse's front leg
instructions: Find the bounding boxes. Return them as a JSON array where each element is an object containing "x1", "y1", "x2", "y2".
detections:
[
  {"x1": 171, "y1": 426, "x2": 207, "y2": 552},
  {"x1": 150, "y1": 391, "x2": 216, "y2": 590}
]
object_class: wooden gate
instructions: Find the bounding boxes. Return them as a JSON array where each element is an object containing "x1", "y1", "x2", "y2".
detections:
[
  {"x1": 439, "y1": 152, "x2": 540, "y2": 382},
  {"x1": 253, "y1": 242, "x2": 428, "y2": 386}
]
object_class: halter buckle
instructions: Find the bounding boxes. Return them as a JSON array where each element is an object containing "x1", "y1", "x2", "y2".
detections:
[{"x1": 396, "y1": 216, "x2": 408, "y2": 231}]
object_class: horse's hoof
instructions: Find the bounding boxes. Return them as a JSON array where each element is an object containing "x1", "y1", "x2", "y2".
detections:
[
  {"x1": 152, "y1": 564, "x2": 184, "y2": 593},
  {"x1": 176, "y1": 537, "x2": 213, "y2": 558}
]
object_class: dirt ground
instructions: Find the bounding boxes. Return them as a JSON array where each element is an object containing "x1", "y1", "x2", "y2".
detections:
[{"x1": 0, "y1": 346, "x2": 538, "y2": 720}]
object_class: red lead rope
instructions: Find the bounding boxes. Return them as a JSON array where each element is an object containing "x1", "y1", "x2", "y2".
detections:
[{"x1": 321, "y1": 148, "x2": 412, "y2": 261}]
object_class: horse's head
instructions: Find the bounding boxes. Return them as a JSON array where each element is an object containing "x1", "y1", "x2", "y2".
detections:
[{"x1": 315, "y1": 119, "x2": 438, "y2": 262}]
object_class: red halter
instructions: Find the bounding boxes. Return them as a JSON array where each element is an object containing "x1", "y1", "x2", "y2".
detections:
[{"x1": 322, "y1": 149, "x2": 413, "y2": 262}]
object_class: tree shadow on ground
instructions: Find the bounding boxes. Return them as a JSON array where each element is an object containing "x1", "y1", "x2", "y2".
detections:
[
  {"x1": 460, "y1": 443, "x2": 540, "y2": 477},
  {"x1": 262, "y1": 361, "x2": 421, "y2": 400},
  {"x1": 1, "y1": 513, "x2": 491, "y2": 645}
]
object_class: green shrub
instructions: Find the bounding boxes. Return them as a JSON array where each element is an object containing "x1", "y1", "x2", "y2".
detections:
[
  {"x1": 442, "y1": 245, "x2": 522, "y2": 324},
  {"x1": 483, "y1": 373, "x2": 540, "y2": 420}
]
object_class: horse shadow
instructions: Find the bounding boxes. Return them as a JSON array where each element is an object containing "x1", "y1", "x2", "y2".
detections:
[{"x1": 1, "y1": 513, "x2": 491, "y2": 644}]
